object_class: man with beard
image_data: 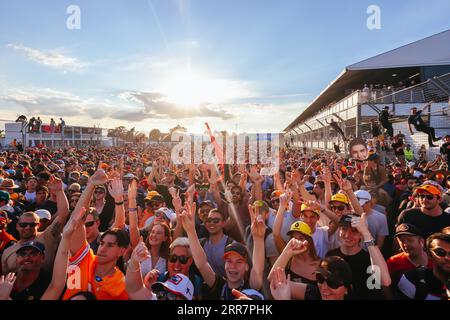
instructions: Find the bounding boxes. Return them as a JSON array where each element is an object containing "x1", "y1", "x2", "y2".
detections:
[
  {"x1": 8, "y1": 241, "x2": 50, "y2": 300},
  {"x1": 398, "y1": 183, "x2": 450, "y2": 239},
  {"x1": 1, "y1": 176, "x2": 69, "y2": 274},
  {"x1": 397, "y1": 232, "x2": 450, "y2": 299},
  {"x1": 387, "y1": 223, "x2": 432, "y2": 286}
]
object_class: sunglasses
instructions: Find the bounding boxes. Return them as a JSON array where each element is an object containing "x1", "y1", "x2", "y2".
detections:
[
  {"x1": 331, "y1": 205, "x2": 346, "y2": 211},
  {"x1": 94, "y1": 190, "x2": 105, "y2": 194},
  {"x1": 155, "y1": 290, "x2": 180, "y2": 300},
  {"x1": 417, "y1": 194, "x2": 435, "y2": 200},
  {"x1": 271, "y1": 199, "x2": 280, "y2": 204},
  {"x1": 168, "y1": 255, "x2": 189, "y2": 264},
  {"x1": 18, "y1": 222, "x2": 38, "y2": 228},
  {"x1": 231, "y1": 191, "x2": 241, "y2": 195},
  {"x1": 85, "y1": 221, "x2": 96, "y2": 227},
  {"x1": 205, "y1": 218, "x2": 221, "y2": 224},
  {"x1": 70, "y1": 198, "x2": 80, "y2": 203},
  {"x1": 148, "y1": 202, "x2": 162, "y2": 207},
  {"x1": 315, "y1": 273, "x2": 344, "y2": 290},
  {"x1": 431, "y1": 247, "x2": 450, "y2": 258},
  {"x1": 17, "y1": 250, "x2": 41, "y2": 258},
  {"x1": 197, "y1": 185, "x2": 210, "y2": 191}
]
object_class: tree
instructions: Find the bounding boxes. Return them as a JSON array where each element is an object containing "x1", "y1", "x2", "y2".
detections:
[{"x1": 149, "y1": 129, "x2": 161, "y2": 142}]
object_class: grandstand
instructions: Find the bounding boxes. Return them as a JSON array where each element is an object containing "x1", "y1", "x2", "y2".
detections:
[{"x1": 284, "y1": 29, "x2": 450, "y2": 158}]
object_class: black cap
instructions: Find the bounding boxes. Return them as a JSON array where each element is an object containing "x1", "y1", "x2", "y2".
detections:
[
  {"x1": 338, "y1": 214, "x2": 359, "y2": 228},
  {"x1": 17, "y1": 241, "x2": 45, "y2": 254},
  {"x1": 224, "y1": 242, "x2": 251, "y2": 266},
  {"x1": 395, "y1": 223, "x2": 423, "y2": 238}
]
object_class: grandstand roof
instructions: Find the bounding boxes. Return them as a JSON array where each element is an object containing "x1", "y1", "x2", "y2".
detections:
[{"x1": 285, "y1": 29, "x2": 450, "y2": 132}]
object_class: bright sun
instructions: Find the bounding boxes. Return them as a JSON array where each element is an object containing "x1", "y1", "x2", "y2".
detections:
[{"x1": 159, "y1": 70, "x2": 248, "y2": 106}]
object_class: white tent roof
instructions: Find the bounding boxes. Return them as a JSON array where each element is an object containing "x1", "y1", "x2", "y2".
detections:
[{"x1": 347, "y1": 29, "x2": 450, "y2": 70}]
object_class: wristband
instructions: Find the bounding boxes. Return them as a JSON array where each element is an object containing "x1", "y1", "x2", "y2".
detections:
[
  {"x1": 115, "y1": 201, "x2": 124, "y2": 206},
  {"x1": 364, "y1": 239, "x2": 376, "y2": 247},
  {"x1": 129, "y1": 208, "x2": 138, "y2": 212}
]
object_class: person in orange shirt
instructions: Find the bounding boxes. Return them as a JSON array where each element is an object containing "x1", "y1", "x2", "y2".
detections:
[
  {"x1": 139, "y1": 193, "x2": 165, "y2": 229},
  {"x1": 63, "y1": 166, "x2": 129, "y2": 300}
]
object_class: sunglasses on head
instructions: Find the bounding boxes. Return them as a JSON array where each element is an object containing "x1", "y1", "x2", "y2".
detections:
[
  {"x1": 331, "y1": 205, "x2": 346, "y2": 211},
  {"x1": 417, "y1": 194, "x2": 435, "y2": 200},
  {"x1": 205, "y1": 217, "x2": 221, "y2": 224},
  {"x1": 168, "y1": 254, "x2": 189, "y2": 264},
  {"x1": 85, "y1": 221, "x2": 96, "y2": 227},
  {"x1": 315, "y1": 273, "x2": 344, "y2": 290},
  {"x1": 18, "y1": 222, "x2": 38, "y2": 228},
  {"x1": 431, "y1": 247, "x2": 450, "y2": 258},
  {"x1": 94, "y1": 190, "x2": 105, "y2": 194}
]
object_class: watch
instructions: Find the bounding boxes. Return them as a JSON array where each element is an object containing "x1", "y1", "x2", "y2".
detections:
[{"x1": 364, "y1": 239, "x2": 376, "y2": 247}]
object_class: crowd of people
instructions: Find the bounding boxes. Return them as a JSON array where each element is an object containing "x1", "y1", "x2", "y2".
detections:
[{"x1": 0, "y1": 134, "x2": 449, "y2": 301}]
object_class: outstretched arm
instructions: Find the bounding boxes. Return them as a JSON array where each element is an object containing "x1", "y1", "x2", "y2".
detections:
[
  {"x1": 248, "y1": 204, "x2": 265, "y2": 290},
  {"x1": 41, "y1": 207, "x2": 86, "y2": 300}
]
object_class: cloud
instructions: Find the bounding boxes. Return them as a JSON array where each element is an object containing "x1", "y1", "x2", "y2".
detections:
[
  {"x1": 0, "y1": 88, "x2": 236, "y2": 123},
  {"x1": 7, "y1": 43, "x2": 87, "y2": 72},
  {"x1": 116, "y1": 91, "x2": 236, "y2": 121}
]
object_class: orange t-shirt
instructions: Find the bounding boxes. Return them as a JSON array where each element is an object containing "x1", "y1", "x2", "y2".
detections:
[{"x1": 62, "y1": 242, "x2": 128, "y2": 300}]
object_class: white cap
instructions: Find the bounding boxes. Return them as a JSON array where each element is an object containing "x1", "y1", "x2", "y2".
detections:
[
  {"x1": 35, "y1": 209, "x2": 51, "y2": 221},
  {"x1": 0, "y1": 161, "x2": 4, "y2": 167},
  {"x1": 123, "y1": 173, "x2": 135, "y2": 179},
  {"x1": 145, "y1": 166, "x2": 153, "y2": 174},
  {"x1": 413, "y1": 170, "x2": 425, "y2": 178},
  {"x1": 143, "y1": 216, "x2": 155, "y2": 229},
  {"x1": 156, "y1": 207, "x2": 176, "y2": 223},
  {"x1": 354, "y1": 190, "x2": 372, "y2": 206},
  {"x1": 151, "y1": 273, "x2": 194, "y2": 300}
]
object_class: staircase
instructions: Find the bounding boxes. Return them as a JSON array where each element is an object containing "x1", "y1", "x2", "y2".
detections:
[{"x1": 392, "y1": 121, "x2": 446, "y2": 160}]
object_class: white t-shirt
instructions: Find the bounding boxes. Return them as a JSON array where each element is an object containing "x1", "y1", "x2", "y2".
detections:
[
  {"x1": 24, "y1": 191, "x2": 36, "y2": 203},
  {"x1": 140, "y1": 256, "x2": 167, "y2": 277}
]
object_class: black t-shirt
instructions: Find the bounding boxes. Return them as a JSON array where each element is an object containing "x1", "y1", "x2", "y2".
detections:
[
  {"x1": 408, "y1": 111, "x2": 426, "y2": 129},
  {"x1": 391, "y1": 141, "x2": 404, "y2": 156},
  {"x1": 204, "y1": 275, "x2": 255, "y2": 300},
  {"x1": 397, "y1": 208, "x2": 450, "y2": 239},
  {"x1": 326, "y1": 248, "x2": 383, "y2": 300},
  {"x1": 378, "y1": 110, "x2": 390, "y2": 124},
  {"x1": 11, "y1": 269, "x2": 51, "y2": 300},
  {"x1": 397, "y1": 267, "x2": 448, "y2": 300}
]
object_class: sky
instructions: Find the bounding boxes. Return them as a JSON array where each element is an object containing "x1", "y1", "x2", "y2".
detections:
[{"x1": 0, "y1": 0, "x2": 449, "y2": 134}]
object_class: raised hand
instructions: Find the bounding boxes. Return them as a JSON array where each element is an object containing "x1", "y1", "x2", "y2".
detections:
[
  {"x1": 143, "y1": 269, "x2": 160, "y2": 289},
  {"x1": 351, "y1": 213, "x2": 371, "y2": 238},
  {"x1": 90, "y1": 164, "x2": 109, "y2": 186},
  {"x1": 131, "y1": 237, "x2": 151, "y2": 265},
  {"x1": 179, "y1": 202, "x2": 197, "y2": 234},
  {"x1": 0, "y1": 273, "x2": 16, "y2": 300},
  {"x1": 249, "y1": 204, "x2": 266, "y2": 239},
  {"x1": 47, "y1": 175, "x2": 64, "y2": 194},
  {"x1": 249, "y1": 166, "x2": 262, "y2": 183},
  {"x1": 170, "y1": 188, "x2": 182, "y2": 212},
  {"x1": 108, "y1": 178, "x2": 124, "y2": 200},
  {"x1": 63, "y1": 207, "x2": 87, "y2": 238},
  {"x1": 128, "y1": 179, "x2": 138, "y2": 205},
  {"x1": 270, "y1": 267, "x2": 291, "y2": 300},
  {"x1": 283, "y1": 238, "x2": 308, "y2": 257}
]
